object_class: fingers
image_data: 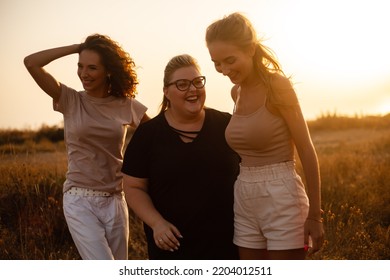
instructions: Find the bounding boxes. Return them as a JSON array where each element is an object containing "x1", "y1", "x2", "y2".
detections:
[
  {"x1": 155, "y1": 233, "x2": 182, "y2": 252},
  {"x1": 306, "y1": 240, "x2": 322, "y2": 257},
  {"x1": 305, "y1": 235, "x2": 325, "y2": 257},
  {"x1": 311, "y1": 234, "x2": 325, "y2": 252},
  {"x1": 304, "y1": 219, "x2": 325, "y2": 256},
  {"x1": 153, "y1": 222, "x2": 183, "y2": 252}
]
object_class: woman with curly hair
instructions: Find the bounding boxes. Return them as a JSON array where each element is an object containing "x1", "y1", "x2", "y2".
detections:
[{"x1": 24, "y1": 34, "x2": 149, "y2": 259}]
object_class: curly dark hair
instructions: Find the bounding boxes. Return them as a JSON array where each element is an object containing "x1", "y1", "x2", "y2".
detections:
[{"x1": 79, "y1": 34, "x2": 138, "y2": 98}]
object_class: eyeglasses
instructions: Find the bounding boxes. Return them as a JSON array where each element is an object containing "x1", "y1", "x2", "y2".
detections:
[{"x1": 166, "y1": 76, "x2": 206, "y2": 91}]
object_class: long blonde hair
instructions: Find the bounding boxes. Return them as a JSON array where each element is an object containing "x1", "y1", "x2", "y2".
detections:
[{"x1": 206, "y1": 12, "x2": 292, "y2": 106}]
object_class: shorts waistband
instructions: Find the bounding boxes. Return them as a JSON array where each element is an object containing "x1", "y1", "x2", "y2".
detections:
[
  {"x1": 65, "y1": 187, "x2": 112, "y2": 197},
  {"x1": 238, "y1": 161, "x2": 296, "y2": 182}
]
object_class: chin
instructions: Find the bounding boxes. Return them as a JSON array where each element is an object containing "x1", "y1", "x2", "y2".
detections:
[
  {"x1": 82, "y1": 85, "x2": 91, "y2": 91},
  {"x1": 186, "y1": 104, "x2": 203, "y2": 114}
]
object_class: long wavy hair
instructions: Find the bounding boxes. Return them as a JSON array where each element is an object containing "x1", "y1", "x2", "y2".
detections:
[
  {"x1": 79, "y1": 34, "x2": 138, "y2": 98},
  {"x1": 159, "y1": 54, "x2": 201, "y2": 114},
  {"x1": 206, "y1": 12, "x2": 291, "y2": 106}
]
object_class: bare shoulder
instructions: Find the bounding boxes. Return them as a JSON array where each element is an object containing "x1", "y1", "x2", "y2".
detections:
[
  {"x1": 270, "y1": 73, "x2": 298, "y2": 106},
  {"x1": 230, "y1": 84, "x2": 240, "y2": 102},
  {"x1": 270, "y1": 73, "x2": 293, "y2": 90}
]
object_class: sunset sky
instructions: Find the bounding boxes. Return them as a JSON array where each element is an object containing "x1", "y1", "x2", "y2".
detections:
[{"x1": 1, "y1": 0, "x2": 389, "y2": 129}]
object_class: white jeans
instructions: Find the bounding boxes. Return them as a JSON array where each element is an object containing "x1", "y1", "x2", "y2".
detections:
[{"x1": 63, "y1": 192, "x2": 129, "y2": 260}]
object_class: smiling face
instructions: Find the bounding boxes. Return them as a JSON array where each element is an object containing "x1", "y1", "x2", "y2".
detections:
[
  {"x1": 207, "y1": 40, "x2": 256, "y2": 85},
  {"x1": 77, "y1": 49, "x2": 109, "y2": 97},
  {"x1": 163, "y1": 66, "x2": 206, "y2": 118}
]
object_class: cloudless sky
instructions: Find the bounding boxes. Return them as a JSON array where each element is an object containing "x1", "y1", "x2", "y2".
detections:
[{"x1": 1, "y1": 0, "x2": 389, "y2": 129}]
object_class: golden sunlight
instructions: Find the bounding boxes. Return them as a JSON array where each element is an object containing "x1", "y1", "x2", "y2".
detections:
[
  {"x1": 249, "y1": 0, "x2": 390, "y2": 117},
  {"x1": 274, "y1": 1, "x2": 387, "y2": 78},
  {"x1": 377, "y1": 98, "x2": 390, "y2": 115}
]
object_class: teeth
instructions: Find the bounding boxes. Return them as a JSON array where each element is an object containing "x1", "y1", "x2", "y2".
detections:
[{"x1": 186, "y1": 96, "x2": 198, "y2": 101}]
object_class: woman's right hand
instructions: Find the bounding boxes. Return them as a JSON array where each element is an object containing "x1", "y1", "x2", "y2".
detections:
[
  {"x1": 122, "y1": 175, "x2": 183, "y2": 252},
  {"x1": 152, "y1": 219, "x2": 183, "y2": 252}
]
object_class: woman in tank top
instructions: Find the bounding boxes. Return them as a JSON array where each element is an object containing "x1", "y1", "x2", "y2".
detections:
[{"x1": 206, "y1": 12, "x2": 324, "y2": 260}]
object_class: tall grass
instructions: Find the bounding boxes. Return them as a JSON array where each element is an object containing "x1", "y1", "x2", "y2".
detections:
[
  {"x1": 0, "y1": 143, "x2": 147, "y2": 260},
  {"x1": 0, "y1": 115, "x2": 389, "y2": 259},
  {"x1": 0, "y1": 149, "x2": 75, "y2": 259},
  {"x1": 309, "y1": 132, "x2": 390, "y2": 259}
]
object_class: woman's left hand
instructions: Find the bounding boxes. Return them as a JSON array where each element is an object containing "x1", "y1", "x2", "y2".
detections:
[{"x1": 304, "y1": 218, "x2": 325, "y2": 256}]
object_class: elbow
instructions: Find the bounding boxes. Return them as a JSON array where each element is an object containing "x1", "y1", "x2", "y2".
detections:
[
  {"x1": 23, "y1": 54, "x2": 41, "y2": 70},
  {"x1": 23, "y1": 55, "x2": 33, "y2": 69}
]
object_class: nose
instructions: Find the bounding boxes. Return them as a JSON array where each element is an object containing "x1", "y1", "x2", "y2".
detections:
[
  {"x1": 78, "y1": 67, "x2": 88, "y2": 78},
  {"x1": 220, "y1": 64, "x2": 231, "y2": 76},
  {"x1": 188, "y1": 82, "x2": 197, "y2": 91}
]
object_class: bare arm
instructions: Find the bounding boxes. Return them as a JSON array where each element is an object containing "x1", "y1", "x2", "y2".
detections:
[
  {"x1": 271, "y1": 74, "x2": 324, "y2": 253},
  {"x1": 280, "y1": 105, "x2": 321, "y2": 218},
  {"x1": 123, "y1": 174, "x2": 182, "y2": 251},
  {"x1": 279, "y1": 102, "x2": 324, "y2": 254},
  {"x1": 140, "y1": 114, "x2": 151, "y2": 123},
  {"x1": 23, "y1": 44, "x2": 80, "y2": 102}
]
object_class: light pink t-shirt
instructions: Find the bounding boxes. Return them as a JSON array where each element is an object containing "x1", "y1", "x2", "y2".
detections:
[{"x1": 54, "y1": 83, "x2": 147, "y2": 193}]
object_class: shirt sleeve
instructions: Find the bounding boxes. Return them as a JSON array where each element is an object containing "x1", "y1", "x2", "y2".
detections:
[
  {"x1": 129, "y1": 98, "x2": 148, "y2": 127},
  {"x1": 53, "y1": 83, "x2": 78, "y2": 114},
  {"x1": 121, "y1": 122, "x2": 152, "y2": 178}
]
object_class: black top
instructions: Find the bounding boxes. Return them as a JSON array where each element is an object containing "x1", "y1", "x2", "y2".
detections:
[{"x1": 122, "y1": 108, "x2": 240, "y2": 260}]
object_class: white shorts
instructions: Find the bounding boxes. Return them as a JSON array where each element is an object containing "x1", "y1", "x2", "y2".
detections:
[
  {"x1": 63, "y1": 191, "x2": 129, "y2": 259},
  {"x1": 233, "y1": 161, "x2": 309, "y2": 250}
]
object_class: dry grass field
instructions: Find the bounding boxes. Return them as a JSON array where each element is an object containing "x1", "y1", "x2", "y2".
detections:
[{"x1": 0, "y1": 114, "x2": 389, "y2": 259}]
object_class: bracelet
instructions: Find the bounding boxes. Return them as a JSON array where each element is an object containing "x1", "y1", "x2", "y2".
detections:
[{"x1": 307, "y1": 217, "x2": 323, "y2": 223}]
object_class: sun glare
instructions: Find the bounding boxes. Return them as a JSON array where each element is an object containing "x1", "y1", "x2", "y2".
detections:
[
  {"x1": 248, "y1": 0, "x2": 390, "y2": 118},
  {"x1": 275, "y1": 1, "x2": 388, "y2": 78},
  {"x1": 377, "y1": 100, "x2": 390, "y2": 115}
]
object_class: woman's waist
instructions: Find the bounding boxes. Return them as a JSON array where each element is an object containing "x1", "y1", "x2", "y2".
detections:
[
  {"x1": 238, "y1": 160, "x2": 297, "y2": 182},
  {"x1": 238, "y1": 149, "x2": 294, "y2": 167}
]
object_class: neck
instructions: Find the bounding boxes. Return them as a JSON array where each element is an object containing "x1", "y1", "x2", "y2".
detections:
[
  {"x1": 86, "y1": 85, "x2": 110, "y2": 98},
  {"x1": 165, "y1": 109, "x2": 205, "y2": 143},
  {"x1": 165, "y1": 108, "x2": 205, "y2": 129},
  {"x1": 239, "y1": 72, "x2": 263, "y2": 90},
  {"x1": 240, "y1": 81, "x2": 263, "y2": 91}
]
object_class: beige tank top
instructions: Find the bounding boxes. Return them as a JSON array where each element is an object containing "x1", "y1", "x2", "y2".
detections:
[{"x1": 225, "y1": 101, "x2": 294, "y2": 167}]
